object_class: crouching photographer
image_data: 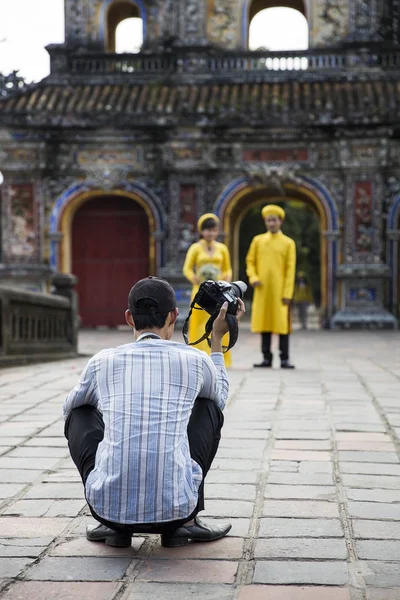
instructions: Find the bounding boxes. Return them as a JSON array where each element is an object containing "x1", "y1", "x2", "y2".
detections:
[{"x1": 63, "y1": 276, "x2": 245, "y2": 548}]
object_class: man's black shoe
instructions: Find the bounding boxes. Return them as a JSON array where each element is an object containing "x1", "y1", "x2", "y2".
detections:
[
  {"x1": 253, "y1": 360, "x2": 272, "y2": 368},
  {"x1": 281, "y1": 360, "x2": 295, "y2": 369},
  {"x1": 86, "y1": 523, "x2": 131, "y2": 548},
  {"x1": 161, "y1": 517, "x2": 232, "y2": 548}
]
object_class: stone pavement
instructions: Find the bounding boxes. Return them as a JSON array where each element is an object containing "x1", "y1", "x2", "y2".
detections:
[{"x1": 0, "y1": 328, "x2": 399, "y2": 599}]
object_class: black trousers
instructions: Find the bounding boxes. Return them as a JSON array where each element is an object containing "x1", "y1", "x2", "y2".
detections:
[
  {"x1": 261, "y1": 332, "x2": 290, "y2": 362},
  {"x1": 64, "y1": 398, "x2": 224, "y2": 535}
]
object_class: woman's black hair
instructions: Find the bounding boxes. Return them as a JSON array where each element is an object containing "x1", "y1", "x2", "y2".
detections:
[{"x1": 200, "y1": 217, "x2": 218, "y2": 234}]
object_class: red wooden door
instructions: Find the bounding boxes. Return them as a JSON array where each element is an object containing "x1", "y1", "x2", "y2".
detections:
[{"x1": 72, "y1": 196, "x2": 150, "y2": 327}]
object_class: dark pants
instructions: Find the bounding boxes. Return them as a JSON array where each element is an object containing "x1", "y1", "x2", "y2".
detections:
[
  {"x1": 64, "y1": 398, "x2": 224, "y2": 534},
  {"x1": 261, "y1": 332, "x2": 290, "y2": 362}
]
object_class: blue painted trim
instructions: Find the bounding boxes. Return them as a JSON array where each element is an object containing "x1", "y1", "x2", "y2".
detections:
[
  {"x1": 388, "y1": 193, "x2": 400, "y2": 230},
  {"x1": 99, "y1": 0, "x2": 147, "y2": 45},
  {"x1": 242, "y1": 0, "x2": 250, "y2": 46},
  {"x1": 300, "y1": 175, "x2": 339, "y2": 231},
  {"x1": 387, "y1": 193, "x2": 400, "y2": 312}
]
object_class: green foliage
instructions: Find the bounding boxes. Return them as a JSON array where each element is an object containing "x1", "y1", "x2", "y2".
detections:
[{"x1": 238, "y1": 200, "x2": 321, "y2": 305}]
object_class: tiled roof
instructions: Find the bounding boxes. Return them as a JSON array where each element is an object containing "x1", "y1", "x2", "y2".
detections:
[{"x1": 0, "y1": 80, "x2": 399, "y2": 126}]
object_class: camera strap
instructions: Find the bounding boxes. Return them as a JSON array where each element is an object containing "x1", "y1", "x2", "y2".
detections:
[{"x1": 182, "y1": 305, "x2": 238, "y2": 353}]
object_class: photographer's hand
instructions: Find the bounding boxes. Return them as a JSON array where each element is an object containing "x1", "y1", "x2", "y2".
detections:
[
  {"x1": 211, "y1": 300, "x2": 246, "y2": 353},
  {"x1": 211, "y1": 302, "x2": 229, "y2": 353}
]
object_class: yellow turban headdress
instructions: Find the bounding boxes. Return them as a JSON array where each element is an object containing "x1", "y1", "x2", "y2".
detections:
[
  {"x1": 261, "y1": 204, "x2": 285, "y2": 220},
  {"x1": 197, "y1": 213, "x2": 220, "y2": 233}
]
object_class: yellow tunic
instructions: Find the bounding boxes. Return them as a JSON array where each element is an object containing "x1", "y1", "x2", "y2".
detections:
[
  {"x1": 183, "y1": 240, "x2": 232, "y2": 367},
  {"x1": 246, "y1": 231, "x2": 296, "y2": 334}
]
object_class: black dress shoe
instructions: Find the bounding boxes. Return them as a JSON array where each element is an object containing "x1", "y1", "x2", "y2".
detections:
[
  {"x1": 161, "y1": 517, "x2": 232, "y2": 548},
  {"x1": 86, "y1": 523, "x2": 131, "y2": 548},
  {"x1": 281, "y1": 360, "x2": 295, "y2": 369},
  {"x1": 253, "y1": 360, "x2": 272, "y2": 368}
]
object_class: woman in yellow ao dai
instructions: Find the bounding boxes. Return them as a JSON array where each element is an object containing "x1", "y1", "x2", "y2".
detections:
[{"x1": 183, "y1": 213, "x2": 233, "y2": 367}]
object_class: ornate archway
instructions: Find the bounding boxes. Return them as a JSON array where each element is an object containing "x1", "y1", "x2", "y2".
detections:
[
  {"x1": 214, "y1": 174, "x2": 340, "y2": 321},
  {"x1": 242, "y1": 0, "x2": 308, "y2": 47},
  {"x1": 49, "y1": 181, "x2": 165, "y2": 275}
]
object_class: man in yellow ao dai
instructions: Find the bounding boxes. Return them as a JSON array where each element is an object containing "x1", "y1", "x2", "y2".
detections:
[{"x1": 246, "y1": 204, "x2": 296, "y2": 369}]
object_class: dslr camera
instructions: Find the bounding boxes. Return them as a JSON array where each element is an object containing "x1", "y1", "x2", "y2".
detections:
[
  {"x1": 195, "y1": 280, "x2": 247, "y2": 316},
  {"x1": 182, "y1": 280, "x2": 247, "y2": 352}
]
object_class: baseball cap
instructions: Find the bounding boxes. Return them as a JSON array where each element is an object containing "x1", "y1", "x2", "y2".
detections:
[{"x1": 128, "y1": 277, "x2": 176, "y2": 315}]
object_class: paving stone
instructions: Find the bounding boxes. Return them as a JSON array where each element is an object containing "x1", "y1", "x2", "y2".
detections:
[
  {"x1": 0, "y1": 470, "x2": 44, "y2": 483},
  {"x1": 269, "y1": 461, "x2": 299, "y2": 472},
  {"x1": 211, "y1": 459, "x2": 262, "y2": 471},
  {"x1": 8, "y1": 447, "x2": 69, "y2": 458},
  {"x1": 4, "y1": 499, "x2": 86, "y2": 518},
  {"x1": 206, "y1": 484, "x2": 256, "y2": 501},
  {"x1": 263, "y1": 500, "x2": 339, "y2": 518},
  {"x1": 353, "y1": 520, "x2": 400, "y2": 539},
  {"x1": 254, "y1": 538, "x2": 348, "y2": 559},
  {"x1": 0, "y1": 581, "x2": 121, "y2": 600},
  {"x1": 43, "y1": 471, "x2": 81, "y2": 483},
  {"x1": 23, "y1": 438, "x2": 67, "y2": 447},
  {"x1": 298, "y1": 462, "x2": 333, "y2": 473},
  {"x1": 271, "y1": 451, "x2": 331, "y2": 462},
  {"x1": 340, "y1": 463, "x2": 400, "y2": 476},
  {"x1": 0, "y1": 538, "x2": 52, "y2": 557},
  {"x1": 268, "y1": 473, "x2": 333, "y2": 485},
  {"x1": 151, "y1": 537, "x2": 243, "y2": 559},
  {"x1": 237, "y1": 586, "x2": 351, "y2": 599},
  {"x1": 51, "y1": 536, "x2": 145, "y2": 556},
  {"x1": 0, "y1": 483, "x2": 26, "y2": 498},
  {"x1": 342, "y1": 474, "x2": 400, "y2": 489},
  {"x1": 338, "y1": 452, "x2": 399, "y2": 464},
  {"x1": 0, "y1": 437, "x2": 26, "y2": 446},
  {"x1": 335, "y1": 424, "x2": 386, "y2": 433},
  {"x1": 337, "y1": 442, "x2": 396, "y2": 452},
  {"x1": 278, "y1": 420, "x2": 328, "y2": 431},
  {"x1": 0, "y1": 517, "x2": 71, "y2": 537},
  {"x1": 259, "y1": 518, "x2": 343, "y2": 538},
  {"x1": 346, "y1": 488, "x2": 400, "y2": 503},
  {"x1": 206, "y1": 471, "x2": 259, "y2": 485},
  {"x1": 336, "y1": 433, "x2": 391, "y2": 442},
  {"x1": 0, "y1": 558, "x2": 34, "y2": 577},
  {"x1": 221, "y1": 431, "x2": 267, "y2": 440},
  {"x1": 265, "y1": 485, "x2": 336, "y2": 500},
  {"x1": 137, "y1": 559, "x2": 238, "y2": 583},
  {"x1": 25, "y1": 556, "x2": 134, "y2": 581},
  {"x1": 357, "y1": 540, "x2": 400, "y2": 560},
  {"x1": 121, "y1": 583, "x2": 235, "y2": 600},
  {"x1": 276, "y1": 431, "x2": 330, "y2": 440},
  {"x1": 0, "y1": 424, "x2": 49, "y2": 437},
  {"x1": 366, "y1": 589, "x2": 400, "y2": 599},
  {"x1": 216, "y1": 448, "x2": 265, "y2": 460},
  {"x1": 202, "y1": 500, "x2": 253, "y2": 517},
  {"x1": 0, "y1": 457, "x2": 58, "y2": 470},
  {"x1": 361, "y1": 562, "x2": 400, "y2": 587},
  {"x1": 253, "y1": 561, "x2": 349, "y2": 585},
  {"x1": 219, "y1": 439, "x2": 265, "y2": 450},
  {"x1": 24, "y1": 483, "x2": 84, "y2": 499},
  {"x1": 223, "y1": 421, "x2": 271, "y2": 431},
  {"x1": 274, "y1": 441, "x2": 332, "y2": 450},
  {"x1": 347, "y1": 501, "x2": 400, "y2": 520}
]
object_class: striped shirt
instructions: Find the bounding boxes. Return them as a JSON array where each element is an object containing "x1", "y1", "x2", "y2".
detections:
[{"x1": 63, "y1": 336, "x2": 228, "y2": 524}]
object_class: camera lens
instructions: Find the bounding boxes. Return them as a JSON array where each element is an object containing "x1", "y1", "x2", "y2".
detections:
[{"x1": 230, "y1": 281, "x2": 247, "y2": 299}]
